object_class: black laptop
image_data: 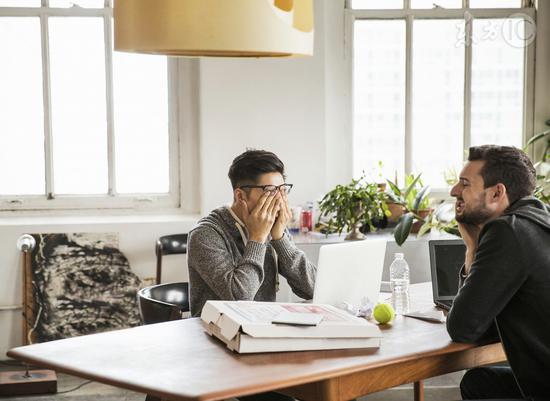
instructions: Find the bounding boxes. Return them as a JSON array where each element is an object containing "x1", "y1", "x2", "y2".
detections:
[{"x1": 428, "y1": 240, "x2": 466, "y2": 311}]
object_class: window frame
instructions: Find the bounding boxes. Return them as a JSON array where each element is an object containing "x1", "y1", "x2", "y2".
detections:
[
  {"x1": 346, "y1": 0, "x2": 536, "y2": 195},
  {"x1": 0, "y1": 0, "x2": 187, "y2": 212}
]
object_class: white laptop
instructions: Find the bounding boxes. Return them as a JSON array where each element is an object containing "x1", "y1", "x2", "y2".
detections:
[{"x1": 312, "y1": 240, "x2": 387, "y2": 307}]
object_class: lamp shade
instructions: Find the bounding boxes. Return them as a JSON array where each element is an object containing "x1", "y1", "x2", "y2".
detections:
[{"x1": 113, "y1": 0, "x2": 314, "y2": 57}]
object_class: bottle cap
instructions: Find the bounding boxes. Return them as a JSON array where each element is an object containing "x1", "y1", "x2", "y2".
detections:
[{"x1": 394, "y1": 253, "x2": 404, "y2": 259}]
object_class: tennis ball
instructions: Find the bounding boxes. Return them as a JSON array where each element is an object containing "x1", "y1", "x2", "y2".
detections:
[{"x1": 373, "y1": 303, "x2": 395, "y2": 324}]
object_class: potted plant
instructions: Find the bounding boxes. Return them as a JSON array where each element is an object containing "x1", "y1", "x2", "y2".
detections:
[
  {"x1": 525, "y1": 120, "x2": 550, "y2": 205},
  {"x1": 318, "y1": 176, "x2": 390, "y2": 240},
  {"x1": 386, "y1": 173, "x2": 433, "y2": 245},
  {"x1": 415, "y1": 201, "x2": 460, "y2": 238}
]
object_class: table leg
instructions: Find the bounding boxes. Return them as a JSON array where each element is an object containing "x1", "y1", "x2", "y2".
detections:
[{"x1": 414, "y1": 381, "x2": 424, "y2": 401}]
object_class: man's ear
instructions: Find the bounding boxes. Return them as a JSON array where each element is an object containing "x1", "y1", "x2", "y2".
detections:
[
  {"x1": 492, "y1": 183, "x2": 507, "y2": 202},
  {"x1": 235, "y1": 188, "x2": 245, "y2": 202}
]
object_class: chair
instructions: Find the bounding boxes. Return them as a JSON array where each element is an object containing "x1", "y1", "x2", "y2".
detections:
[
  {"x1": 155, "y1": 233, "x2": 188, "y2": 284},
  {"x1": 137, "y1": 282, "x2": 190, "y2": 324},
  {"x1": 137, "y1": 233, "x2": 190, "y2": 325},
  {"x1": 140, "y1": 235, "x2": 190, "y2": 401}
]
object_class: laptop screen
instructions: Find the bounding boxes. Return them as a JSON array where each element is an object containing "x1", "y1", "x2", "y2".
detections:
[{"x1": 429, "y1": 240, "x2": 466, "y2": 299}]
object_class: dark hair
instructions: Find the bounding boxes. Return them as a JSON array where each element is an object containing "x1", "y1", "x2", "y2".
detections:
[
  {"x1": 228, "y1": 149, "x2": 286, "y2": 189},
  {"x1": 468, "y1": 145, "x2": 536, "y2": 204}
]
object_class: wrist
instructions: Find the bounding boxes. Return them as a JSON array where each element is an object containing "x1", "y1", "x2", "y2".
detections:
[
  {"x1": 271, "y1": 223, "x2": 286, "y2": 240},
  {"x1": 465, "y1": 248, "x2": 477, "y2": 259},
  {"x1": 249, "y1": 234, "x2": 266, "y2": 243}
]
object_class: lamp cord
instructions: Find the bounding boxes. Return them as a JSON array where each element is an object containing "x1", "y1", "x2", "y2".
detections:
[
  {"x1": 26, "y1": 305, "x2": 43, "y2": 346},
  {"x1": 57, "y1": 380, "x2": 93, "y2": 394}
]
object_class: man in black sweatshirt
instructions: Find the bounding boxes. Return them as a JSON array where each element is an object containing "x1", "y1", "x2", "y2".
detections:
[{"x1": 447, "y1": 145, "x2": 550, "y2": 401}]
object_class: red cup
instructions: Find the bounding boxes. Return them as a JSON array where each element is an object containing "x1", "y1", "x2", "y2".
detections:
[{"x1": 300, "y1": 209, "x2": 313, "y2": 233}]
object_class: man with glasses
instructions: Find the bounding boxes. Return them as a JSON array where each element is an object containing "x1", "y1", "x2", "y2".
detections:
[
  {"x1": 188, "y1": 149, "x2": 316, "y2": 318},
  {"x1": 187, "y1": 150, "x2": 316, "y2": 401}
]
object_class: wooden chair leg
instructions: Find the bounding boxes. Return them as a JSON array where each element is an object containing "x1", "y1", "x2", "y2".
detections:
[{"x1": 414, "y1": 380, "x2": 424, "y2": 401}]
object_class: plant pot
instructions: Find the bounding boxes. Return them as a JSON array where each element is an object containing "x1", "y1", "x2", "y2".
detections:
[
  {"x1": 361, "y1": 216, "x2": 388, "y2": 233},
  {"x1": 345, "y1": 222, "x2": 365, "y2": 241},
  {"x1": 387, "y1": 202, "x2": 405, "y2": 224},
  {"x1": 411, "y1": 209, "x2": 433, "y2": 234}
]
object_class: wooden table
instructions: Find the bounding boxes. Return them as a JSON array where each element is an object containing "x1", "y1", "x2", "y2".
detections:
[{"x1": 7, "y1": 283, "x2": 505, "y2": 401}]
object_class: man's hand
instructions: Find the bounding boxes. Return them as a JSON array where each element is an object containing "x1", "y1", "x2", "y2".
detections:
[
  {"x1": 271, "y1": 192, "x2": 292, "y2": 240},
  {"x1": 239, "y1": 192, "x2": 280, "y2": 244},
  {"x1": 458, "y1": 222, "x2": 481, "y2": 275}
]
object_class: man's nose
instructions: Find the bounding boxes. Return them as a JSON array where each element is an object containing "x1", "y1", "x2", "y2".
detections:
[{"x1": 450, "y1": 183, "x2": 460, "y2": 198}]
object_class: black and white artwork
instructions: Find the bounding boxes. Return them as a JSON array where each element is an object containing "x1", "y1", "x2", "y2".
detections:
[{"x1": 29, "y1": 233, "x2": 142, "y2": 342}]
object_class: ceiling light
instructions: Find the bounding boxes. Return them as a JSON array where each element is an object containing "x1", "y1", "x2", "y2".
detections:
[{"x1": 114, "y1": 0, "x2": 314, "y2": 57}]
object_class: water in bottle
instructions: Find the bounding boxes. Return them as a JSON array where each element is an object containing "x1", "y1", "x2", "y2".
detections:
[{"x1": 390, "y1": 253, "x2": 410, "y2": 315}]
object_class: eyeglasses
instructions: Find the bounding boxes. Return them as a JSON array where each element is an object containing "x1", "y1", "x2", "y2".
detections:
[{"x1": 239, "y1": 184, "x2": 293, "y2": 194}]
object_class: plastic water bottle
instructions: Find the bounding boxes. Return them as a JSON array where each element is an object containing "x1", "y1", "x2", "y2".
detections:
[{"x1": 390, "y1": 253, "x2": 410, "y2": 315}]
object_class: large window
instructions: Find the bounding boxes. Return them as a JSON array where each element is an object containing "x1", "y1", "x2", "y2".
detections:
[
  {"x1": 0, "y1": 0, "x2": 180, "y2": 211},
  {"x1": 350, "y1": 0, "x2": 535, "y2": 190}
]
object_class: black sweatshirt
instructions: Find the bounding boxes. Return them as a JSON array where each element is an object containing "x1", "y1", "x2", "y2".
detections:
[{"x1": 447, "y1": 197, "x2": 550, "y2": 399}]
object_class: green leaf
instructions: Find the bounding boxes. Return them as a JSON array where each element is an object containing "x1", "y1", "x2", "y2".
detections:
[
  {"x1": 403, "y1": 174, "x2": 422, "y2": 199},
  {"x1": 394, "y1": 213, "x2": 413, "y2": 246},
  {"x1": 413, "y1": 186, "x2": 431, "y2": 211},
  {"x1": 525, "y1": 130, "x2": 550, "y2": 149},
  {"x1": 386, "y1": 179, "x2": 401, "y2": 197},
  {"x1": 417, "y1": 219, "x2": 432, "y2": 237}
]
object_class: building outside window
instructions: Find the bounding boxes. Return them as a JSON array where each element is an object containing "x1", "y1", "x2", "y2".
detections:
[
  {"x1": 349, "y1": 0, "x2": 536, "y2": 191},
  {"x1": 0, "y1": 0, "x2": 183, "y2": 211}
]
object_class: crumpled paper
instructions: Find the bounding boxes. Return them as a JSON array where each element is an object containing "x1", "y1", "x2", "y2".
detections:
[{"x1": 339, "y1": 297, "x2": 375, "y2": 319}]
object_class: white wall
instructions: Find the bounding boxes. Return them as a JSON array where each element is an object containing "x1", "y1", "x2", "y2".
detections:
[{"x1": 198, "y1": 0, "x2": 349, "y2": 213}]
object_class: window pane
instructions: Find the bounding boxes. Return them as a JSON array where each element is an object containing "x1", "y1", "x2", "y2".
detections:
[
  {"x1": 411, "y1": 20, "x2": 464, "y2": 188},
  {"x1": 49, "y1": 0, "x2": 104, "y2": 8},
  {"x1": 49, "y1": 17, "x2": 107, "y2": 194},
  {"x1": 113, "y1": 52, "x2": 169, "y2": 194},
  {"x1": 351, "y1": 0, "x2": 403, "y2": 9},
  {"x1": 0, "y1": 17, "x2": 44, "y2": 195},
  {"x1": 471, "y1": 18, "x2": 524, "y2": 148},
  {"x1": 0, "y1": 0, "x2": 40, "y2": 6},
  {"x1": 469, "y1": 0, "x2": 521, "y2": 8},
  {"x1": 353, "y1": 20, "x2": 406, "y2": 182},
  {"x1": 411, "y1": 0, "x2": 461, "y2": 8}
]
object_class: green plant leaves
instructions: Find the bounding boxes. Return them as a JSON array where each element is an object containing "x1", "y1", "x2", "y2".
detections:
[
  {"x1": 318, "y1": 175, "x2": 389, "y2": 237},
  {"x1": 524, "y1": 129, "x2": 550, "y2": 148},
  {"x1": 386, "y1": 179, "x2": 401, "y2": 198},
  {"x1": 403, "y1": 174, "x2": 422, "y2": 199},
  {"x1": 394, "y1": 213, "x2": 413, "y2": 246},
  {"x1": 525, "y1": 125, "x2": 550, "y2": 205},
  {"x1": 417, "y1": 218, "x2": 432, "y2": 237},
  {"x1": 413, "y1": 185, "x2": 431, "y2": 211}
]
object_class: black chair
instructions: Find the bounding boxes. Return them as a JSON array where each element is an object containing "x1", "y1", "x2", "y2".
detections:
[
  {"x1": 140, "y1": 235, "x2": 189, "y2": 401},
  {"x1": 137, "y1": 233, "x2": 190, "y2": 325},
  {"x1": 155, "y1": 233, "x2": 188, "y2": 284},
  {"x1": 137, "y1": 282, "x2": 190, "y2": 324}
]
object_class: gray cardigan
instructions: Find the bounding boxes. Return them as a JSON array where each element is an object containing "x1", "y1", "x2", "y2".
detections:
[{"x1": 187, "y1": 206, "x2": 317, "y2": 316}]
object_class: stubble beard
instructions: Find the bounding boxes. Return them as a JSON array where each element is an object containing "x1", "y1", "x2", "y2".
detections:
[{"x1": 455, "y1": 193, "x2": 493, "y2": 225}]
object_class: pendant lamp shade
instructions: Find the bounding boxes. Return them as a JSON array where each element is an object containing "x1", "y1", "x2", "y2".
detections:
[{"x1": 113, "y1": 0, "x2": 314, "y2": 57}]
